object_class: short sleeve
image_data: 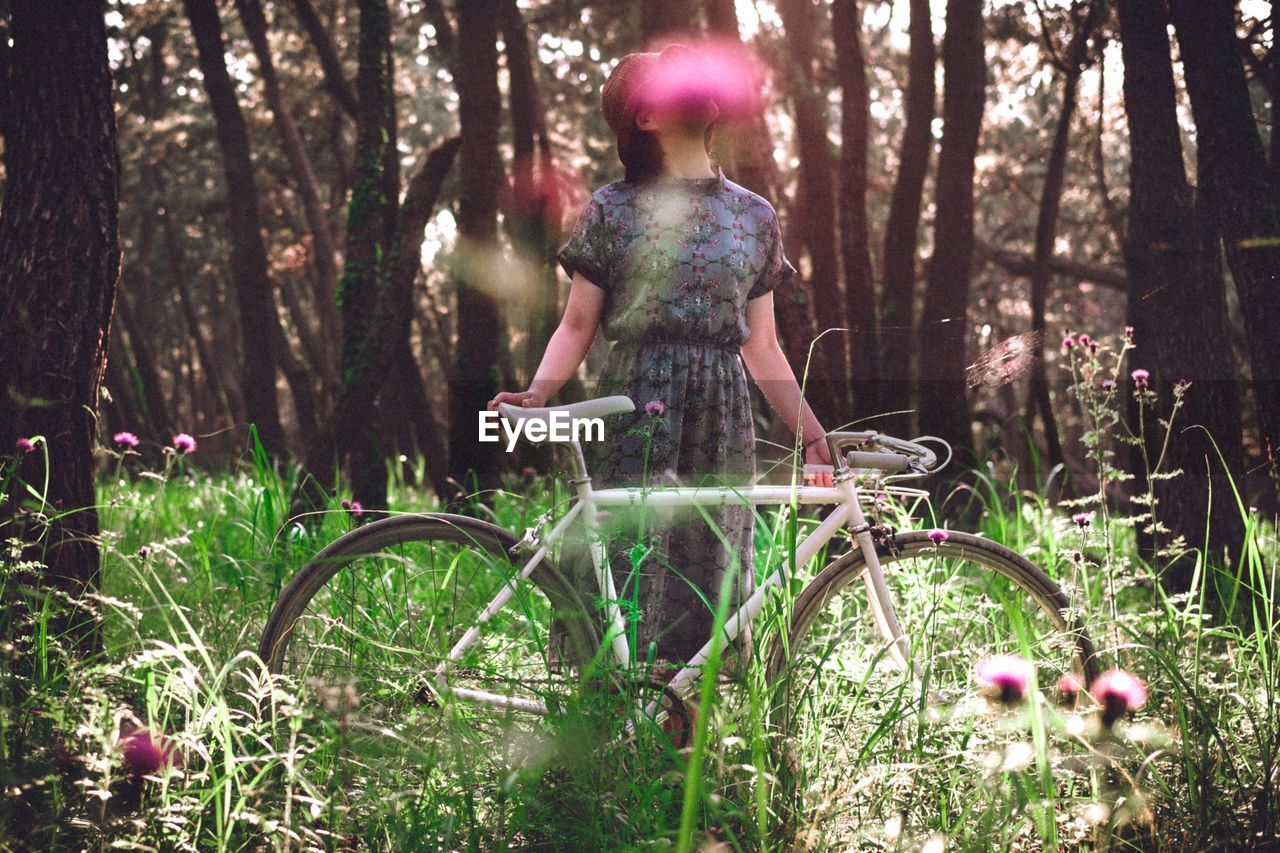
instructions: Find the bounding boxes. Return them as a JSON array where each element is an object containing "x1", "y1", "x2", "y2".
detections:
[
  {"x1": 556, "y1": 194, "x2": 610, "y2": 290},
  {"x1": 748, "y1": 208, "x2": 798, "y2": 300}
]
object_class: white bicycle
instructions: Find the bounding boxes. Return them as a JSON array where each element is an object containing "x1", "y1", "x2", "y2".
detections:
[{"x1": 258, "y1": 395, "x2": 1099, "y2": 814}]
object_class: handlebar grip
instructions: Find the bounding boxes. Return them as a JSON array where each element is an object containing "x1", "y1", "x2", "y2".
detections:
[{"x1": 845, "y1": 450, "x2": 912, "y2": 473}]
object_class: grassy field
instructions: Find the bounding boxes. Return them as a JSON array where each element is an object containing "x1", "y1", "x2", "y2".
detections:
[{"x1": 4, "y1": 346, "x2": 1280, "y2": 850}]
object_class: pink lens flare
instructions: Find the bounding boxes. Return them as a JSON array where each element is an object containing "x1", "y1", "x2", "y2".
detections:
[{"x1": 638, "y1": 37, "x2": 769, "y2": 122}]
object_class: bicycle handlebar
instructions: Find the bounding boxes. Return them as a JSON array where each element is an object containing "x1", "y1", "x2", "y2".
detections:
[{"x1": 822, "y1": 430, "x2": 951, "y2": 479}]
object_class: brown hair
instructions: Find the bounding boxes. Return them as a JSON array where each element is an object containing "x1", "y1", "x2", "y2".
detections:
[{"x1": 622, "y1": 117, "x2": 720, "y2": 186}]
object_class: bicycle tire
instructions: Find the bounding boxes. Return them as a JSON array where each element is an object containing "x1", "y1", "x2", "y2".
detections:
[{"x1": 256, "y1": 512, "x2": 601, "y2": 830}]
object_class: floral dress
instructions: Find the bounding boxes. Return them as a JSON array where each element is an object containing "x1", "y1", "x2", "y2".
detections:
[{"x1": 551, "y1": 165, "x2": 798, "y2": 669}]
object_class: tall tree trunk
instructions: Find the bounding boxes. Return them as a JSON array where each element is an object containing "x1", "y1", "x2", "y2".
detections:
[
  {"x1": 878, "y1": 0, "x2": 935, "y2": 439},
  {"x1": 1168, "y1": 0, "x2": 1280, "y2": 487},
  {"x1": 833, "y1": 0, "x2": 876, "y2": 429},
  {"x1": 1117, "y1": 0, "x2": 1247, "y2": 601},
  {"x1": 184, "y1": 0, "x2": 288, "y2": 457},
  {"x1": 236, "y1": 0, "x2": 342, "y2": 394},
  {"x1": 116, "y1": 286, "x2": 172, "y2": 438},
  {"x1": 776, "y1": 0, "x2": 849, "y2": 426},
  {"x1": 918, "y1": 0, "x2": 985, "y2": 473},
  {"x1": 0, "y1": 0, "x2": 120, "y2": 650},
  {"x1": 643, "y1": 0, "x2": 698, "y2": 40},
  {"x1": 448, "y1": 0, "x2": 506, "y2": 507},
  {"x1": 1022, "y1": 1, "x2": 1104, "y2": 482}
]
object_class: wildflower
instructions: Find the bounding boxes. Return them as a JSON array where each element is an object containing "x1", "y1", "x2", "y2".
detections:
[
  {"x1": 927, "y1": 528, "x2": 949, "y2": 545},
  {"x1": 1101, "y1": 379, "x2": 1116, "y2": 391},
  {"x1": 1072, "y1": 511, "x2": 1095, "y2": 528},
  {"x1": 1077, "y1": 333, "x2": 1092, "y2": 348},
  {"x1": 1124, "y1": 325, "x2": 1134, "y2": 335},
  {"x1": 349, "y1": 500, "x2": 364, "y2": 518},
  {"x1": 171, "y1": 433, "x2": 197, "y2": 454},
  {"x1": 976, "y1": 653, "x2": 1035, "y2": 706},
  {"x1": 1055, "y1": 672, "x2": 1085, "y2": 706},
  {"x1": 113, "y1": 431, "x2": 140, "y2": 448},
  {"x1": 1061, "y1": 335, "x2": 1075, "y2": 352},
  {"x1": 138, "y1": 546, "x2": 150, "y2": 559},
  {"x1": 645, "y1": 399, "x2": 666, "y2": 416},
  {"x1": 119, "y1": 729, "x2": 180, "y2": 777},
  {"x1": 340, "y1": 499, "x2": 352, "y2": 511},
  {"x1": 1090, "y1": 668, "x2": 1147, "y2": 727},
  {"x1": 15, "y1": 437, "x2": 34, "y2": 454},
  {"x1": 1131, "y1": 368, "x2": 1150, "y2": 389},
  {"x1": 522, "y1": 465, "x2": 538, "y2": 478}
]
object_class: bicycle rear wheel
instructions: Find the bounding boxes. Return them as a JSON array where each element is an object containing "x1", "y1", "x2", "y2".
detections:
[
  {"x1": 257, "y1": 513, "x2": 600, "y2": 836},
  {"x1": 765, "y1": 530, "x2": 1101, "y2": 844}
]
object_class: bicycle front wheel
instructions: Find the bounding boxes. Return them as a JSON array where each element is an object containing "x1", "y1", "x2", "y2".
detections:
[{"x1": 257, "y1": 512, "x2": 599, "y2": 835}]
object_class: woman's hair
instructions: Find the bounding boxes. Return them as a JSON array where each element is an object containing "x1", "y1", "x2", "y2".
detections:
[{"x1": 622, "y1": 115, "x2": 720, "y2": 185}]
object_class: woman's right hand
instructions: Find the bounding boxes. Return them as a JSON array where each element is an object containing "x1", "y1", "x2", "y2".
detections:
[{"x1": 487, "y1": 390, "x2": 548, "y2": 411}]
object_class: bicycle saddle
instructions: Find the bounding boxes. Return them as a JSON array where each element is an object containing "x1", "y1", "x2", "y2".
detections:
[{"x1": 496, "y1": 394, "x2": 636, "y2": 436}]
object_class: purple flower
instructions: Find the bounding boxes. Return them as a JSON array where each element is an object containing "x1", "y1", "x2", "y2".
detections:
[
  {"x1": 15, "y1": 437, "x2": 35, "y2": 454},
  {"x1": 1056, "y1": 672, "x2": 1085, "y2": 705},
  {"x1": 1072, "y1": 511, "x2": 1095, "y2": 528},
  {"x1": 113, "y1": 431, "x2": 140, "y2": 448},
  {"x1": 1061, "y1": 336, "x2": 1075, "y2": 352},
  {"x1": 1101, "y1": 379, "x2": 1116, "y2": 391},
  {"x1": 1131, "y1": 369, "x2": 1150, "y2": 389},
  {"x1": 1124, "y1": 325, "x2": 1134, "y2": 336},
  {"x1": 645, "y1": 399, "x2": 666, "y2": 416},
  {"x1": 119, "y1": 729, "x2": 180, "y2": 777},
  {"x1": 1090, "y1": 668, "x2": 1148, "y2": 727},
  {"x1": 171, "y1": 433, "x2": 197, "y2": 454},
  {"x1": 975, "y1": 654, "x2": 1035, "y2": 706},
  {"x1": 350, "y1": 501, "x2": 364, "y2": 518},
  {"x1": 138, "y1": 545, "x2": 150, "y2": 559},
  {"x1": 340, "y1": 499, "x2": 352, "y2": 511},
  {"x1": 926, "y1": 528, "x2": 949, "y2": 545},
  {"x1": 522, "y1": 466, "x2": 538, "y2": 478},
  {"x1": 1077, "y1": 333, "x2": 1092, "y2": 348}
]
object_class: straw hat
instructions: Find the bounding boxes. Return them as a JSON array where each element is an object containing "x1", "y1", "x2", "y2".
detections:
[{"x1": 601, "y1": 43, "x2": 715, "y2": 164}]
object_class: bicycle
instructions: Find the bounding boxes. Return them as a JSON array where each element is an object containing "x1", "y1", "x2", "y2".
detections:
[{"x1": 257, "y1": 394, "x2": 1100, "y2": 831}]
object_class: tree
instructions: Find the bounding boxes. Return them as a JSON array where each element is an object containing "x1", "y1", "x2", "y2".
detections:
[
  {"x1": 1116, "y1": 0, "x2": 1246, "y2": 599},
  {"x1": 918, "y1": 0, "x2": 986, "y2": 472},
  {"x1": 1168, "y1": 0, "x2": 1280, "y2": 488},
  {"x1": 448, "y1": 0, "x2": 507, "y2": 505},
  {"x1": 183, "y1": 0, "x2": 288, "y2": 457},
  {"x1": 878, "y1": 0, "x2": 936, "y2": 439},
  {"x1": 0, "y1": 0, "x2": 121, "y2": 649}
]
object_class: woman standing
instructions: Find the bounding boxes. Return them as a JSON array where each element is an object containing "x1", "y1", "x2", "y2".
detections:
[{"x1": 488, "y1": 43, "x2": 834, "y2": 675}]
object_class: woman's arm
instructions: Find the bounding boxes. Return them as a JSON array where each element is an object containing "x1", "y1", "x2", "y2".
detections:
[
  {"x1": 487, "y1": 273, "x2": 604, "y2": 410},
  {"x1": 740, "y1": 292, "x2": 835, "y2": 477}
]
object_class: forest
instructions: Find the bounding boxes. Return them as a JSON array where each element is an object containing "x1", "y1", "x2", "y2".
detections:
[{"x1": 2, "y1": 0, "x2": 1280, "y2": 849}]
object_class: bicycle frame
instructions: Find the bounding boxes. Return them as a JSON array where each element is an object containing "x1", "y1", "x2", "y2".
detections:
[{"x1": 431, "y1": 432, "x2": 927, "y2": 716}]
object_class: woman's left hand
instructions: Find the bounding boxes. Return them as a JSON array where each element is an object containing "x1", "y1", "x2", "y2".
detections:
[{"x1": 804, "y1": 439, "x2": 834, "y2": 486}]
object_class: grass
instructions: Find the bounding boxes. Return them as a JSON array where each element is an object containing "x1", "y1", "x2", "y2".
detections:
[{"x1": 3, "y1": 337, "x2": 1279, "y2": 849}]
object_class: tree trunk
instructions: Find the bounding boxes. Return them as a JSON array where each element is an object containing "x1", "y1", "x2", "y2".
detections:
[
  {"x1": 448, "y1": 0, "x2": 507, "y2": 507},
  {"x1": 1117, "y1": 0, "x2": 1247, "y2": 601},
  {"x1": 776, "y1": 0, "x2": 849, "y2": 426},
  {"x1": 643, "y1": 0, "x2": 699, "y2": 40},
  {"x1": 918, "y1": 0, "x2": 985, "y2": 473},
  {"x1": 0, "y1": 0, "x2": 120, "y2": 650},
  {"x1": 1168, "y1": 0, "x2": 1280, "y2": 488},
  {"x1": 878, "y1": 0, "x2": 935, "y2": 439},
  {"x1": 1022, "y1": 1, "x2": 1104, "y2": 483},
  {"x1": 236, "y1": 0, "x2": 342, "y2": 394},
  {"x1": 833, "y1": 0, "x2": 876, "y2": 429},
  {"x1": 183, "y1": 0, "x2": 288, "y2": 457}
]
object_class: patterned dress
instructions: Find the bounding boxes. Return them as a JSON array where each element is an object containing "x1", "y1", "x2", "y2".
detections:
[{"x1": 551, "y1": 164, "x2": 798, "y2": 669}]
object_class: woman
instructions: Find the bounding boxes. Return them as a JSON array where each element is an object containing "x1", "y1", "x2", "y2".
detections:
[{"x1": 487, "y1": 43, "x2": 834, "y2": 676}]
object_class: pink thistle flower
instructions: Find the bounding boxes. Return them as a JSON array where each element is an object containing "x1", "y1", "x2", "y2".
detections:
[
  {"x1": 15, "y1": 437, "x2": 35, "y2": 454},
  {"x1": 1061, "y1": 336, "x2": 1075, "y2": 351},
  {"x1": 1131, "y1": 369, "x2": 1150, "y2": 389},
  {"x1": 119, "y1": 729, "x2": 180, "y2": 777},
  {"x1": 975, "y1": 654, "x2": 1035, "y2": 706},
  {"x1": 927, "y1": 528, "x2": 949, "y2": 545},
  {"x1": 1077, "y1": 333, "x2": 1092, "y2": 348},
  {"x1": 1056, "y1": 672, "x2": 1086, "y2": 705},
  {"x1": 349, "y1": 501, "x2": 364, "y2": 518},
  {"x1": 113, "y1": 431, "x2": 140, "y2": 448},
  {"x1": 138, "y1": 545, "x2": 150, "y2": 559},
  {"x1": 1101, "y1": 379, "x2": 1116, "y2": 391},
  {"x1": 645, "y1": 399, "x2": 666, "y2": 416},
  {"x1": 1090, "y1": 668, "x2": 1148, "y2": 727},
  {"x1": 171, "y1": 433, "x2": 197, "y2": 454},
  {"x1": 1072, "y1": 511, "x2": 1095, "y2": 528},
  {"x1": 1124, "y1": 325, "x2": 1134, "y2": 335},
  {"x1": 340, "y1": 499, "x2": 352, "y2": 511},
  {"x1": 522, "y1": 466, "x2": 538, "y2": 478}
]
